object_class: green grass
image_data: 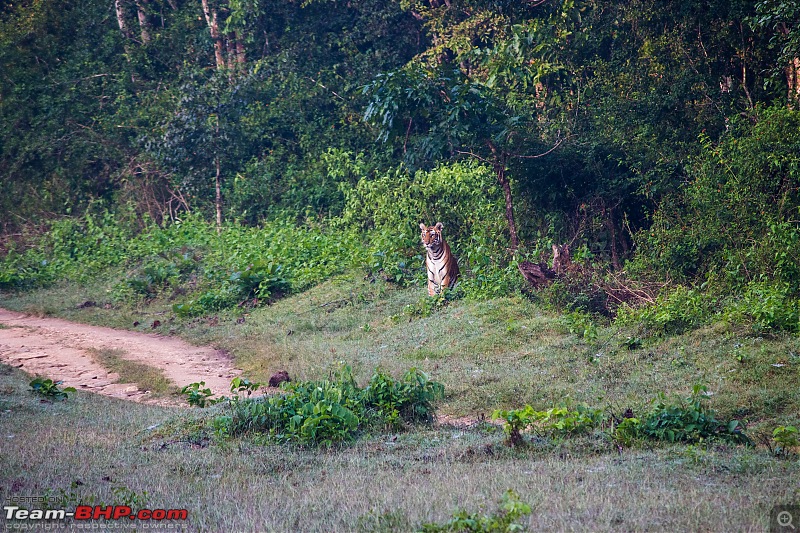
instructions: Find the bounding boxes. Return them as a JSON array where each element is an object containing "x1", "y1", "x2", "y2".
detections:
[
  {"x1": 86, "y1": 347, "x2": 177, "y2": 397},
  {"x1": 3, "y1": 272, "x2": 800, "y2": 530},
  {"x1": 0, "y1": 364, "x2": 796, "y2": 531}
]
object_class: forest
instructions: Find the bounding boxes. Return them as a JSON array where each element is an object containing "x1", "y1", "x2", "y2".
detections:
[
  {"x1": 2, "y1": 0, "x2": 800, "y2": 326},
  {"x1": 0, "y1": 0, "x2": 799, "y2": 331}
]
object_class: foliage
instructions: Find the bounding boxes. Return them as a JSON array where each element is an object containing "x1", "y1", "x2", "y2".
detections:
[
  {"x1": 29, "y1": 378, "x2": 77, "y2": 401},
  {"x1": 616, "y1": 286, "x2": 716, "y2": 335},
  {"x1": 217, "y1": 364, "x2": 444, "y2": 446},
  {"x1": 493, "y1": 403, "x2": 604, "y2": 446},
  {"x1": 771, "y1": 425, "x2": 799, "y2": 457},
  {"x1": 180, "y1": 382, "x2": 220, "y2": 408},
  {"x1": 418, "y1": 489, "x2": 532, "y2": 533},
  {"x1": 615, "y1": 385, "x2": 751, "y2": 446},
  {"x1": 340, "y1": 159, "x2": 518, "y2": 297}
]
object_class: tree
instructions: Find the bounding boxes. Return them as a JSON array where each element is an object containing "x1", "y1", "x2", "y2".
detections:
[
  {"x1": 364, "y1": 2, "x2": 576, "y2": 251},
  {"x1": 752, "y1": 1, "x2": 800, "y2": 106}
]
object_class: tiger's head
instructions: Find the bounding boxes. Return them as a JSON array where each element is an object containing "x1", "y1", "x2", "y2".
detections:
[{"x1": 419, "y1": 222, "x2": 444, "y2": 249}]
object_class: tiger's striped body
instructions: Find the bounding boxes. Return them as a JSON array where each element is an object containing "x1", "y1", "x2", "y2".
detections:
[{"x1": 420, "y1": 222, "x2": 459, "y2": 296}]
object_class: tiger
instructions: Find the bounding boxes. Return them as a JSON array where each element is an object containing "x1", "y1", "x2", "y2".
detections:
[{"x1": 419, "y1": 222, "x2": 459, "y2": 296}]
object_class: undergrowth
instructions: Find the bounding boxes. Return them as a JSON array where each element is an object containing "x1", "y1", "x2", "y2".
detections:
[{"x1": 206, "y1": 364, "x2": 444, "y2": 446}]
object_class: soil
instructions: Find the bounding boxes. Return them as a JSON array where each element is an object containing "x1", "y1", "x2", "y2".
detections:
[{"x1": 0, "y1": 308, "x2": 241, "y2": 405}]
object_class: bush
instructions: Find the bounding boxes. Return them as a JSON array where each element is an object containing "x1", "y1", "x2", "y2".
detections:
[
  {"x1": 615, "y1": 286, "x2": 716, "y2": 335},
  {"x1": 614, "y1": 385, "x2": 750, "y2": 446},
  {"x1": 493, "y1": 403, "x2": 604, "y2": 447},
  {"x1": 218, "y1": 365, "x2": 444, "y2": 446},
  {"x1": 625, "y1": 106, "x2": 800, "y2": 333},
  {"x1": 339, "y1": 158, "x2": 518, "y2": 297}
]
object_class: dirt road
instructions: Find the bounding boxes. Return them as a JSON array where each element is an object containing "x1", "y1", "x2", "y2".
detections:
[{"x1": 0, "y1": 308, "x2": 240, "y2": 404}]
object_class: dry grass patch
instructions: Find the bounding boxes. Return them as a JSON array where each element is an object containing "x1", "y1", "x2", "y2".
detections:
[{"x1": 86, "y1": 347, "x2": 177, "y2": 396}]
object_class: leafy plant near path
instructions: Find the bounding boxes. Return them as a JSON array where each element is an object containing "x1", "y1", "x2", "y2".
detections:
[
  {"x1": 215, "y1": 364, "x2": 444, "y2": 446},
  {"x1": 29, "y1": 378, "x2": 76, "y2": 401},
  {"x1": 496, "y1": 386, "x2": 751, "y2": 448}
]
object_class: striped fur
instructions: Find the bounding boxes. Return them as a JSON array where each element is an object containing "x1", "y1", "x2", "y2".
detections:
[{"x1": 420, "y1": 222, "x2": 459, "y2": 296}]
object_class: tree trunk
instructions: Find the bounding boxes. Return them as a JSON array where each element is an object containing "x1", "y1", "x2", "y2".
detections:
[
  {"x1": 115, "y1": 0, "x2": 134, "y2": 40},
  {"x1": 488, "y1": 143, "x2": 519, "y2": 251},
  {"x1": 215, "y1": 154, "x2": 222, "y2": 233},
  {"x1": 201, "y1": 0, "x2": 227, "y2": 70},
  {"x1": 788, "y1": 56, "x2": 800, "y2": 107},
  {"x1": 135, "y1": 0, "x2": 151, "y2": 44},
  {"x1": 496, "y1": 164, "x2": 519, "y2": 252},
  {"x1": 226, "y1": 32, "x2": 236, "y2": 70},
  {"x1": 235, "y1": 31, "x2": 246, "y2": 65}
]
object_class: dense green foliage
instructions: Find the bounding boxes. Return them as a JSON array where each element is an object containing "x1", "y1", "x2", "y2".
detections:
[
  {"x1": 613, "y1": 385, "x2": 751, "y2": 446},
  {"x1": 2, "y1": 0, "x2": 800, "y2": 332},
  {"x1": 215, "y1": 365, "x2": 444, "y2": 446}
]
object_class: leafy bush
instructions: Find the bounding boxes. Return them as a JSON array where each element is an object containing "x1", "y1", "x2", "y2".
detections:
[
  {"x1": 493, "y1": 403, "x2": 604, "y2": 446},
  {"x1": 218, "y1": 365, "x2": 444, "y2": 446},
  {"x1": 419, "y1": 490, "x2": 531, "y2": 533},
  {"x1": 626, "y1": 106, "x2": 800, "y2": 333},
  {"x1": 339, "y1": 158, "x2": 517, "y2": 297},
  {"x1": 615, "y1": 385, "x2": 750, "y2": 446},
  {"x1": 180, "y1": 382, "x2": 219, "y2": 408},
  {"x1": 616, "y1": 286, "x2": 716, "y2": 335},
  {"x1": 29, "y1": 378, "x2": 77, "y2": 401},
  {"x1": 771, "y1": 425, "x2": 799, "y2": 457}
]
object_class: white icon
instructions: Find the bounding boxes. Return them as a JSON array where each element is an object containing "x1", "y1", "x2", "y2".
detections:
[{"x1": 778, "y1": 511, "x2": 795, "y2": 529}]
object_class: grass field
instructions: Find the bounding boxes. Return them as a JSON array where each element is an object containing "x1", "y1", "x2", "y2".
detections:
[{"x1": 2, "y1": 273, "x2": 800, "y2": 531}]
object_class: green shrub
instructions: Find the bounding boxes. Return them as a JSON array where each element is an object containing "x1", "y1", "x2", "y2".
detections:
[
  {"x1": 623, "y1": 385, "x2": 750, "y2": 445},
  {"x1": 493, "y1": 403, "x2": 604, "y2": 446},
  {"x1": 771, "y1": 425, "x2": 799, "y2": 457},
  {"x1": 219, "y1": 365, "x2": 444, "y2": 446},
  {"x1": 626, "y1": 106, "x2": 800, "y2": 333},
  {"x1": 616, "y1": 286, "x2": 715, "y2": 335},
  {"x1": 419, "y1": 489, "x2": 531, "y2": 532},
  {"x1": 339, "y1": 158, "x2": 517, "y2": 297}
]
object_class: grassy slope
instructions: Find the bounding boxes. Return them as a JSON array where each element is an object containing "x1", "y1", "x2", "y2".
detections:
[{"x1": 1, "y1": 273, "x2": 800, "y2": 531}]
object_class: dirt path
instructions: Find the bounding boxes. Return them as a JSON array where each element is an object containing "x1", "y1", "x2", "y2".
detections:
[{"x1": 0, "y1": 308, "x2": 241, "y2": 405}]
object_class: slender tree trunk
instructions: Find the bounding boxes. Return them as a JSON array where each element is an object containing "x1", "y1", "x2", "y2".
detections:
[
  {"x1": 497, "y1": 166, "x2": 520, "y2": 252},
  {"x1": 215, "y1": 154, "x2": 222, "y2": 233},
  {"x1": 115, "y1": 0, "x2": 134, "y2": 40},
  {"x1": 235, "y1": 32, "x2": 246, "y2": 65},
  {"x1": 135, "y1": 0, "x2": 151, "y2": 44},
  {"x1": 214, "y1": 118, "x2": 222, "y2": 232},
  {"x1": 201, "y1": 0, "x2": 227, "y2": 70},
  {"x1": 788, "y1": 57, "x2": 800, "y2": 107},
  {"x1": 488, "y1": 143, "x2": 519, "y2": 251},
  {"x1": 226, "y1": 32, "x2": 236, "y2": 67},
  {"x1": 779, "y1": 23, "x2": 800, "y2": 108}
]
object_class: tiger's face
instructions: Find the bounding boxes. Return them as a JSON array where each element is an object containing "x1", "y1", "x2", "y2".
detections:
[{"x1": 419, "y1": 222, "x2": 444, "y2": 249}]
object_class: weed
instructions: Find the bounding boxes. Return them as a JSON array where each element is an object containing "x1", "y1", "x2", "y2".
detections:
[
  {"x1": 218, "y1": 364, "x2": 444, "y2": 446},
  {"x1": 614, "y1": 385, "x2": 751, "y2": 446},
  {"x1": 493, "y1": 404, "x2": 604, "y2": 447},
  {"x1": 419, "y1": 489, "x2": 531, "y2": 532},
  {"x1": 180, "y1": 381, "x2": 220, "y2": 408},
  {"x1": 771, "y1": 425, "x2": 799, "y2": 457},
  {"x1": 28, "y1": 378, "x2": 76, "y2": 401}
]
